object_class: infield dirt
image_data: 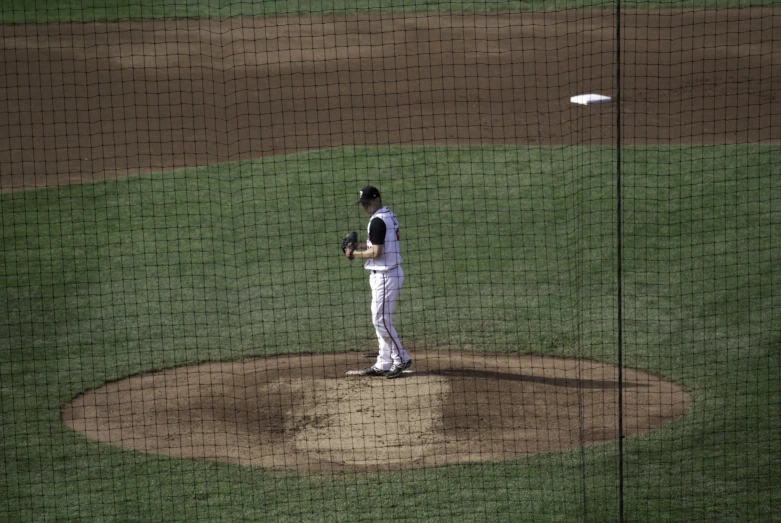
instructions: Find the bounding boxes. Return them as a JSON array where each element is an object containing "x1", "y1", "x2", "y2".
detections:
[{"x1": 2, "y1": 10, "x2": 780, "y2": 191}]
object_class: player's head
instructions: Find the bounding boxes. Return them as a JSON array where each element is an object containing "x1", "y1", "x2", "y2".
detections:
[{"x1": 357, "y1": 185, "x2": 382, "y2": 212}]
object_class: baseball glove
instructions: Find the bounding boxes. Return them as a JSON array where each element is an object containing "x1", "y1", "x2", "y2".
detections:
[{"x1": 341, "y1": 231, "x2": 358, "y2": 255}]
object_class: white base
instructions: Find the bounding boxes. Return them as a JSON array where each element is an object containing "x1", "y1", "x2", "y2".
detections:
[{"x1": 570, "y1": 93, "x2": 612, "y2": 105}]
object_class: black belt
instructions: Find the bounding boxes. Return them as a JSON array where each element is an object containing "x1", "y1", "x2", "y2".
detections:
[{"x1": 372, "y1": 266, "x2": 398, "y2": 274}]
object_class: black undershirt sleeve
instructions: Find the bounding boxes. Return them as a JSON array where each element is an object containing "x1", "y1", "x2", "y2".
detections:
[{"x1": 368, "y1": 218, "x2": 387, "y2": 245}]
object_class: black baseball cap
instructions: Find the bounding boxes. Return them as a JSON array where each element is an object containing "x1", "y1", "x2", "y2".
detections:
[{"x1": 356, "y1": 185, "x2": 381, "y2": 204}]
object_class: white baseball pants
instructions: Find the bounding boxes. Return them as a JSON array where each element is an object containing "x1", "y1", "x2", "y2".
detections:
[{"x1": 369, "y1": 266, "x2": 409, "y2": 370}]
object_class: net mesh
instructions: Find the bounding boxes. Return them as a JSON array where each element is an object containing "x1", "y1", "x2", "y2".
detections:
[{"x1": 1, "y1": 2, "x2": 779, "y2": 522}]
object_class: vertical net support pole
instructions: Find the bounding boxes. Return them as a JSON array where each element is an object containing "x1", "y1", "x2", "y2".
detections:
[{"x1": 615, "y1": 2, "x2": 625, "y2": 523}]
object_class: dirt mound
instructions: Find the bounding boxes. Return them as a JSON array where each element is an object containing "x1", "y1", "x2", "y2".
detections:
[{"x1": 62, "y1": 351, "x2": 690, "y2": 472}]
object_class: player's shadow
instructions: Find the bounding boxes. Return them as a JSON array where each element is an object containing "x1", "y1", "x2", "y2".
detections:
[{"x1": 419, "y1": 368, "x2": 647, "y2": 390}]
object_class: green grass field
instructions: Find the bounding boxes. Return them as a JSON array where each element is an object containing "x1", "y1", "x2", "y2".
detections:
[
  {"x1": 1, "y1": 145, "x2": 780, "y2": 521},
  {"x1": 2, "y1": 0, "x2": 778, "y2": 23}
]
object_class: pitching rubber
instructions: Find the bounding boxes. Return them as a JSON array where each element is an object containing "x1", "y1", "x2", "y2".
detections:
[{"x1": 345, "y1": 370, "x2": 415, "y2": 376}]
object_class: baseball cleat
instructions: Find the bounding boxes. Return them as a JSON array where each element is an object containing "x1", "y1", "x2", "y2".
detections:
[{"x1": 386, "y1": 359, "x2": 412, "y2": 379}]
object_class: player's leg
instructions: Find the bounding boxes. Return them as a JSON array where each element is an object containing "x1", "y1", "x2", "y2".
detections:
[
  {"x1": 371, "y1": 268, "x2": 410, "y2": 369},
  {"x1": 370, "y1": 272, "x2": 393, "y2": 370}
]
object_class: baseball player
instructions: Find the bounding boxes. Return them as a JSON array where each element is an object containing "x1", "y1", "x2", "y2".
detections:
[{"x1": 342, "y1": 186, "x2": 412, "y2": 379}]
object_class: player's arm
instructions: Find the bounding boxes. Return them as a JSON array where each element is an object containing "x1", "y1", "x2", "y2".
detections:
[
  {"x1": 349, "y1": 244, "x2": 383, "y2": 260},
  {"x1": 346, "y1": 218, "x2": 386, "y2": 260}
]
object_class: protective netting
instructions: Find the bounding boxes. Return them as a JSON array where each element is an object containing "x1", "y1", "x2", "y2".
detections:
[{"x1": 1, "y1": 2, "x2": 779, "y2": 522}]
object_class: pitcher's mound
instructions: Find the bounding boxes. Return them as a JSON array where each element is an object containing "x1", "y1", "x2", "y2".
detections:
[{"x1": 62, "y1": 351, "x2": 690, "y2": 472}]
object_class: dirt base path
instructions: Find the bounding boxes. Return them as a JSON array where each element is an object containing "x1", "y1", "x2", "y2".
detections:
[
  {"x1": 2, "y1": 10, "x2": 780, "y2": 191},
  {"x1": 62, "y1": 351, "x2": 690, "y2": 472}
]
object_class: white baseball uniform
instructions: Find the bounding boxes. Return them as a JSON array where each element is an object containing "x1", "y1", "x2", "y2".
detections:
[{"x1": 365, "y1": 206, "x2": 410, "y2": 371}]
